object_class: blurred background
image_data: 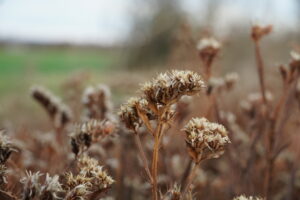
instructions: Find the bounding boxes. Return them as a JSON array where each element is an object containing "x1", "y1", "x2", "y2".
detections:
[{"x1": 0, "y1": 0, "x2": 300, "y2": 125}]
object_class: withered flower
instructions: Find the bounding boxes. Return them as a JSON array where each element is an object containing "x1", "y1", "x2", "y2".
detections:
[
  {"x1": 119, "y1": 97, "x2": 155, "y2": 132},
  {"x1": 141, "y1": 70, "x2": 205, "y2": 111},
  {"x1": 183, "y1": 117, "x2": 230, "y2": 163},
  {"x1": 77, "y1": 156, "x2": 114, "y2": 190},
  {"x1": 70, "y1": 119, "x2": 115, "y2": 155}
]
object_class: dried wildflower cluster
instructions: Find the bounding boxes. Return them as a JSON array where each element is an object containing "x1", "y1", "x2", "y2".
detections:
[
  {"x1": 119, "y1": 97, "x2": 154, "y2": 132},
  {"x1": 20, "y1": 171, "x2": 63, "y2": 200},
  {"x1": 141, "y1": 70, "x2": 205, "y2": 109},
  {"x1": 233, "y1": 195, "x2": 264, "y2": 200},
  {"x1": 31, "y1": 86, "x2": 72, "y2": 129},
  {"x1": 183, "y1": 117, "x2": 230, "y2": 163},
  {"x1": 70, "y1": 119, "x2": 115, "y2": 155},
  {"x1": 65, "y1": 156, "x2": 114, "y2": 198},
  {"x1": 82, "y1": 84, "x2": 113, "y2": 120}
]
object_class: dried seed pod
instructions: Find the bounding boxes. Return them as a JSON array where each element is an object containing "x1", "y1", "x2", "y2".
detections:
[
  {"x1": 31, "y1": 86, "x2": 72, "y2": 129},
  {"x1": 183, "y1": 117, "x2": 230, "y2": 163}
]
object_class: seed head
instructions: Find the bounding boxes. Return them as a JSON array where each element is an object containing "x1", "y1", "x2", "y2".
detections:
[
  {"x1": 183, "y1": 117, "x2": 230, "y2": 163},
  {"x1": 140, "y1": 70, "x2": 205, "y2": 110}
]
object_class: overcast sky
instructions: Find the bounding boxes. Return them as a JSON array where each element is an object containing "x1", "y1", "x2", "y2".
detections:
[{"x1": 0, "y1": 0, "x2": 298, "y2": 45}]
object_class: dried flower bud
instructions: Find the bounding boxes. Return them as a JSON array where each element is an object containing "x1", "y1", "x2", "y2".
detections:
[
  {"x1": 31, "y1": 86, "x2": 72, "y2": 129},
  {"x1": 141, "y1": 70, "x2": 205, "y2": 110},
  {"x1": 0, "y1": 131, "x2": 16, "y2": 165},
  {"x1": 183, "y1": 118, "x2": 230, "y2": 163},
  {"x1": 197, "y1": 37, "x2": 221, "y2": 69},
  {"x1": 233, "y1": 195, "x2": 264, "y2": 200},
  {"x1": 82, "y1": 84, "x2": 113, "y2": 120},
  {"x1": 70, "y1": 119, "x2": 115, "y2": 155},
  {"x1": 251, "y1": 24, "x2": 272, "y2": 41}
]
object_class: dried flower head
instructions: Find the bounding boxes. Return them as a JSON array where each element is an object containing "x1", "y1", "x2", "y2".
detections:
[
  {"x1": 119, "y1": 97, "x2": 155, "y2": 132},
  {"x1": 183, "y1": 117, "x2": 230, "y2": 163},
  {"x1": 20, "y1": 171, "x2": 43, "y2": 200},
  {"x1": 251, "y1": 24, "x2": 272, "y2": 41},
  {"x1": 31, "y1": 86, "x2": 72, "y2": 129},
  {"x1": 82, "y1": 84, "x2": 113, "y2": 120},
  {"x1": 197, "y1": 37, "x2": 221, "y2": 69},
  {"x1": 0, "y1": 131, "x2": 15, "y2": 165},
  {"x1": 141, "y1": 70, "x2": 205, "y2": 111},
  {"x1": 77, "y1": 156, "x2": 114, "y2": 190},
  {"x1": 70, "y1": 119, "x2": 115, "y2": 155},
  {"x1": 233, "y1": 195, "x2": 264, "y2": 200},
  {"x1": 40, "y1": 174, "x2": 64, "y2": 200}
]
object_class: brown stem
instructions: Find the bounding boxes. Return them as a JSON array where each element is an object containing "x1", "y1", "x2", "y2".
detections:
[
  {"x1": 134, "y1": 133, "x2": 153, "y2": 183},
  {"x1": 151, "y1": 122, "x2": 164, "y2": 200},
  {"x1": 183, "y1": 162, "x2": 199, "y2": 195},
  {"x1": 254, "y1": 41, "x2": 267, "y2": 105},
  {"x1": 265, "y1": 73, "x2": 299, "y2": 199}
]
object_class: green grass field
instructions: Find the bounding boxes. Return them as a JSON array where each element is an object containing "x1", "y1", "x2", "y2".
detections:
[{"x1": 0, "y1": 46, "x2": 119, "y2": 94}]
